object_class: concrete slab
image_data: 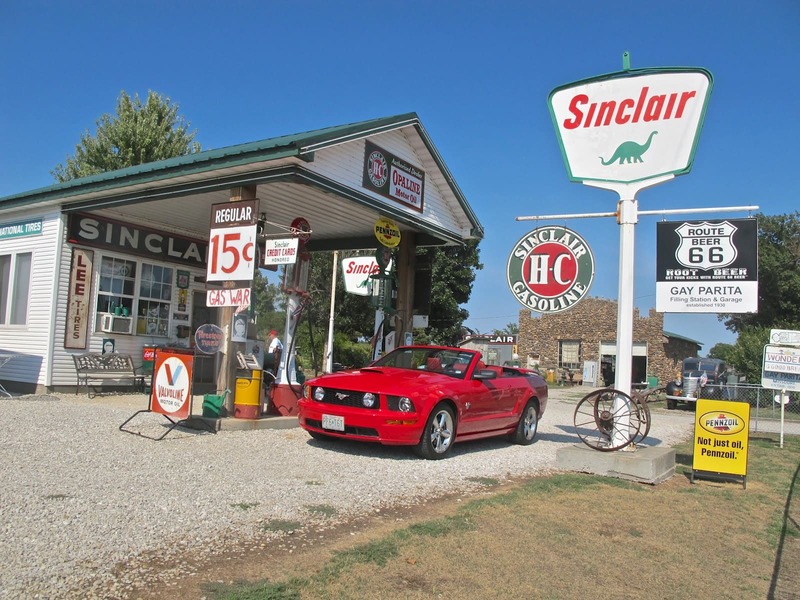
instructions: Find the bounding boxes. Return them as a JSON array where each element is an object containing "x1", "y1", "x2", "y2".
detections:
[
  {"x1": 185, "y1": 415, "x2": 299, "y2": 432},
  {"x1": 556, "y1": 444, "x2": 676, "y2": 485}
]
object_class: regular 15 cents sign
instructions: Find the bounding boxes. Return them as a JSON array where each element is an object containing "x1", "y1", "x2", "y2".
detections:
[
  {"x1": 207, "y1": 200, "x2": 259, "y2": 282},
  {"x1": 656, "y1": 218, "x2": 758, "y2": 313}
]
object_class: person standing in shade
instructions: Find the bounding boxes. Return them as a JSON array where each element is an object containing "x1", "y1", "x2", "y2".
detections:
[{"x1": 265, "y1": 329, "x2": 283, "y2": 377}]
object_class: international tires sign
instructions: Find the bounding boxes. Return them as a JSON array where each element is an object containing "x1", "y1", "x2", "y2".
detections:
[
  {"x1": 507, "y1": 226, "x2": 595, "y2": 314},
  {"x1": 656, "y1": 218, "x2": 758, "y2": 313}
]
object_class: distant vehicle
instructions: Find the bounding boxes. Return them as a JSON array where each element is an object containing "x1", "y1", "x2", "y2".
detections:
[
  {"x1": 665, "y1": 357, "x2": 728, "y2": 409},
  {"x1": 298, "y1": 345, "x2": 548, "y2": 459}
]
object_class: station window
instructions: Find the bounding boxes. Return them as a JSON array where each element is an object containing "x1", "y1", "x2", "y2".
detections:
[
  {"x1": 559, "y1": 340, "x2": 581, "y2": 370},
  {"x1": 0, "y1": 252, "x2": 32, "y2": 325},
  {"x1": 95, "y1": 256, "x2": 173, "y2": 336}
]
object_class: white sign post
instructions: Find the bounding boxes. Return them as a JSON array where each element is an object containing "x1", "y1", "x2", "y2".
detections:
[
  {"x1": 761, "y1": 344, "x2": 800, "y2": 448},
  {"x1": 547, "y1": 58, "x2": 713, "y2": 448}
]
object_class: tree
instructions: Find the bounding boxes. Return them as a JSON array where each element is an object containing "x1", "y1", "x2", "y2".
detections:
[
  {"x1": 493, "y1": 323, "x2": 519, "y2": 337},
  {"x1": 52, "y1": 90, "x2": 201, "y2": 182},
  {"x1": 291, "y1": 241, "x2": 483, "y2": 371},
  {"x1": 250, "y1": 270, "x2": 282, "y2": 337},
  {"x1": 717, "y1": 212, "x2": 800, "y2": 381},
  {"x1": 416, "y1": 239, "x2": 483, "y2": 346},
  {"x1": 707, "y1": 342, "x2": 735, "y2": 363},
  {"x1": 719, "y1": 212, "x2": 800, "y2": 333},
  {"x1": 727, "y1": 327, "x2": 770, "y2": 383}
]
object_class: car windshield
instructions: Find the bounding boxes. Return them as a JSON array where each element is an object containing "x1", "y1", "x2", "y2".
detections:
[
  {"x1": 371, "y1": 347, "x2": 476, "y2": 379},
  {"x1": 683, "y1": 358, "x2": 700, "y2": 371}
]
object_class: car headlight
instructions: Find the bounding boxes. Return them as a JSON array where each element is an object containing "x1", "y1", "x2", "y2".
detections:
[
  {"x1": 387, "y1": 395, "x2": 415, "y2": 412},
  {"x1": 362, "y1": 392, "x2": 377, "y2": 407},
  {"x1": 313, "y1": 386, "x2": 326, "y2": 401}
]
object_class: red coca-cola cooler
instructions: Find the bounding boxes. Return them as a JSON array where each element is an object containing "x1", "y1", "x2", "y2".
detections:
[{"x1": 141, "y1": 345, "x2": 157, "y2": 391}]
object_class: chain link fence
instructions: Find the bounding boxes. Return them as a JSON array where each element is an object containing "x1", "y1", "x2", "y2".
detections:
[{"x1": 700, "y1": 383, "x2": 800, "y2": 435}]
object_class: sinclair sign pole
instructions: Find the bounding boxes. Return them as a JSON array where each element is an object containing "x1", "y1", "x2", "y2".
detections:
[{"x1": 546, "y1": 55, "x2": 713, "y2": 445}]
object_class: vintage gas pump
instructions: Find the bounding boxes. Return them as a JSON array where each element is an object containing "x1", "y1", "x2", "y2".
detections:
[
  {"x1": 369, "y1": 246, "x2": 397, "y2": 359},
  {"x1": 270, "y1": 217, "x2": 311, "y2": 415}
]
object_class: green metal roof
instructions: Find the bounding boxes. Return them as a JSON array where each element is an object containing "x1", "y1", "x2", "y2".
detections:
[
  {"x1": 663, "y1": 330, "x2": 703, "y2": 347},
  {"x1": 0, "y1": 112, "x2": 483, "y2": 238}
]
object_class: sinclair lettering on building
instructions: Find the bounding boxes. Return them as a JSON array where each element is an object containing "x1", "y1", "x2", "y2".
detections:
[{"x1": 548, "y1": 67, "x2": 713, "y2": 184}]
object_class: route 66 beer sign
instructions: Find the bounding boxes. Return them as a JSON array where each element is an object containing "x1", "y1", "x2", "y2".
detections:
[
  {"x1": 507, "y1": 226, "x2": 595, "y2": 314},
  {"x1": 656, "y1": 218, "x2": 758, "y2": 313}
]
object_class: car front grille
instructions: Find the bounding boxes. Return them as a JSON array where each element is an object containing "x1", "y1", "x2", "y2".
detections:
[
  {"x1": 306, "y1": 418, "x2": 379, "y2": 438},
  {"x1": 315, "y1": 388, "x2": 380, "y2": 410}
]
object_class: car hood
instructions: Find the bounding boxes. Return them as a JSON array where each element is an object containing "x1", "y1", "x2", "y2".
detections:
[{"x1": 306, "y1": 366, "x2": 452, "y2": 394}]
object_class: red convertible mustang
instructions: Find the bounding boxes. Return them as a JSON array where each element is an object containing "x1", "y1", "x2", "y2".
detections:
[{"x1": 298, "y1": 345, "x2": 548, "y2": 459}]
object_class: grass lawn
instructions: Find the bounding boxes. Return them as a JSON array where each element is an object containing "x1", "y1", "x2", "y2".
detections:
[{"x1": 199, "y1": 432, "x2": 800, "y2": 600}]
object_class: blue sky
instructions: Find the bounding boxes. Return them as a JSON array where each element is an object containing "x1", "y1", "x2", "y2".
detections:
[{"x1": 1, "y1": 0, "x2": 797, "y2": 352}]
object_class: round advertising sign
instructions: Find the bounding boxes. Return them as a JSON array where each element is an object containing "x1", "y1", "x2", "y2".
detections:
[
  {"x1": 290, "y1": 217, "x2": 311, "y2": 244},
  {"x1": 194, "y1": 323, "x2": 224, "y2": 354},
  {"x1": 374, "y1": 217, "x2": 401, "y2": 248},
  {"x1": 506, "y1": 225, "x2": 595, "y2": 314},
  {"x1": 153, "y1": 355, "x2": 191, "y2": 415}
]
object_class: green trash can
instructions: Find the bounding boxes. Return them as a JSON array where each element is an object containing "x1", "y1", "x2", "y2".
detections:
[
  {"x1": 647, "y1": 375, "x2": 659, "y2": 388},
  {"x1": 202, "y1": 391, "x2": 228, "y2": 418}
]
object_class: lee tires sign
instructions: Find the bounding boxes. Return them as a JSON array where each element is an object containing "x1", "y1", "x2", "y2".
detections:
[
  {"x1": 507, "y1": 226, "x2": 595, "y2": 314},
  {"x1": 549, "y1": 68, "x2": 713, "y2": 184}
]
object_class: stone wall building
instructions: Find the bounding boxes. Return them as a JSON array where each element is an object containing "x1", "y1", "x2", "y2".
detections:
[{"x1": 517, "y1": 297, "x2": 701, "y2": 387}]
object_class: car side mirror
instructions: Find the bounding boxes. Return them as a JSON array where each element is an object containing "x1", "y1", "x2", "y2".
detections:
[{"x1": 474, "y1": 369, "x2": 497, "y2": 380}]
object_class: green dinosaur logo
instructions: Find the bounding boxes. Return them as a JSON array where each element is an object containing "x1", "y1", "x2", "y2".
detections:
[{"x1": 600, "y1": 131, "x2": 658, "y2": 165}]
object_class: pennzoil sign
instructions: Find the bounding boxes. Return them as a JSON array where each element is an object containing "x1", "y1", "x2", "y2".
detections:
[
  {"x1": 506, "y1": 226, "x2": 595, "y2": 314},
  {"x1": 692, "y1": 399, "x2": 750, "y2": 479}
]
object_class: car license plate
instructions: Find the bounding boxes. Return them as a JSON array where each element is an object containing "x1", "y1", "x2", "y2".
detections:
[{"x1": 322, "y1": 414, "x2": 345, "y2": 431}]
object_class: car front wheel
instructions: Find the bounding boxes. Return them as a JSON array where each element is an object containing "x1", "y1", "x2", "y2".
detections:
[
  {"x1": 509, "y1": 399, "x2": 539, "y2": 445},
  {"x1": 415, "y1": 403, "x2": 456, "y2": 459}
]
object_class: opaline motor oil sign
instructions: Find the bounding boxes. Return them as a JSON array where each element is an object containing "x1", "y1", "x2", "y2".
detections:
[{"x1": 693, "y1": 399, "x2": 750, "y2": 478}]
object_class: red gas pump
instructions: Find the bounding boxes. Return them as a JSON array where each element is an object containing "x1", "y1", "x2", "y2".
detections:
[{"x1": 269, "y1": 217, "x2": 311, "y2": 415}]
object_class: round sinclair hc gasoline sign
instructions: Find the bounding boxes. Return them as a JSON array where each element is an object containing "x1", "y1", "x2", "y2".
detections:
[{"x1": 506, "y1": 226, "x2": 595, "y2": 314}]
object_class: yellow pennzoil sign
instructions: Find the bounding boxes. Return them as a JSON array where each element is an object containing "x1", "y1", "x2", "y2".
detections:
[{"x1": 692, "y1": 399, "x2": 750, "y2": 477}]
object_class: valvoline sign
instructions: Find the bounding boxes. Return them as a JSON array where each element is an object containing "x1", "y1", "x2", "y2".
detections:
[
  {"x1": 548, "y1": 67, "x2": 713, "y2": 184},
  {"x1": 150, "y1": 349, "x2": 194, "y2": 420}
]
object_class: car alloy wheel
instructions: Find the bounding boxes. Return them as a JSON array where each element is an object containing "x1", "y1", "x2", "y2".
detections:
[
  {"x1": 510, "y1": 399, "x2": 539, "y2": 445},
  {"x1": 416, "y1": 403, "x2": 455, "y2": 459}
]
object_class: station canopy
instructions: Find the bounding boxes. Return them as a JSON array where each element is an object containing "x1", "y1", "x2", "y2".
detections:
[{"x1": 0, "y1": 113, "x2": 483, "y2": 253}]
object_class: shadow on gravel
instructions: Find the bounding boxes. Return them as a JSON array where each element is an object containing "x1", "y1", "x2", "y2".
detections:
[
  {"x1": 538, "y1": 430, "x2": 581, "y2": 444},
  {"x1": 304, "y1": 430, "x2": 564, "y2": 461}
]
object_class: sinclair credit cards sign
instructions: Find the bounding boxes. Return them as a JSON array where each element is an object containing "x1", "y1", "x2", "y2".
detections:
[
  {"x1": 548, "y1": 68, "x2": 713, "y2": 184},
  {"x1": 656, "y1": 218, "x2": 758, "y2": 313}
]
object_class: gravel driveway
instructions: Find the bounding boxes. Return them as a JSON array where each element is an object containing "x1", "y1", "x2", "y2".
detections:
[{"x1": 0, "y1": 387, "x2": 694, "y2": 599}]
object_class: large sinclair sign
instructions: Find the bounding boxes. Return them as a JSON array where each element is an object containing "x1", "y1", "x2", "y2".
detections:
[{"x1": 548, "y1": 68, "x2": 713, "y2": 184}]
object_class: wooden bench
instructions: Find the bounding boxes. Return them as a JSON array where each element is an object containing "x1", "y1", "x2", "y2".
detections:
[{"x1": 72, "y1": 353, "x2": 145, "y2": 397}]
